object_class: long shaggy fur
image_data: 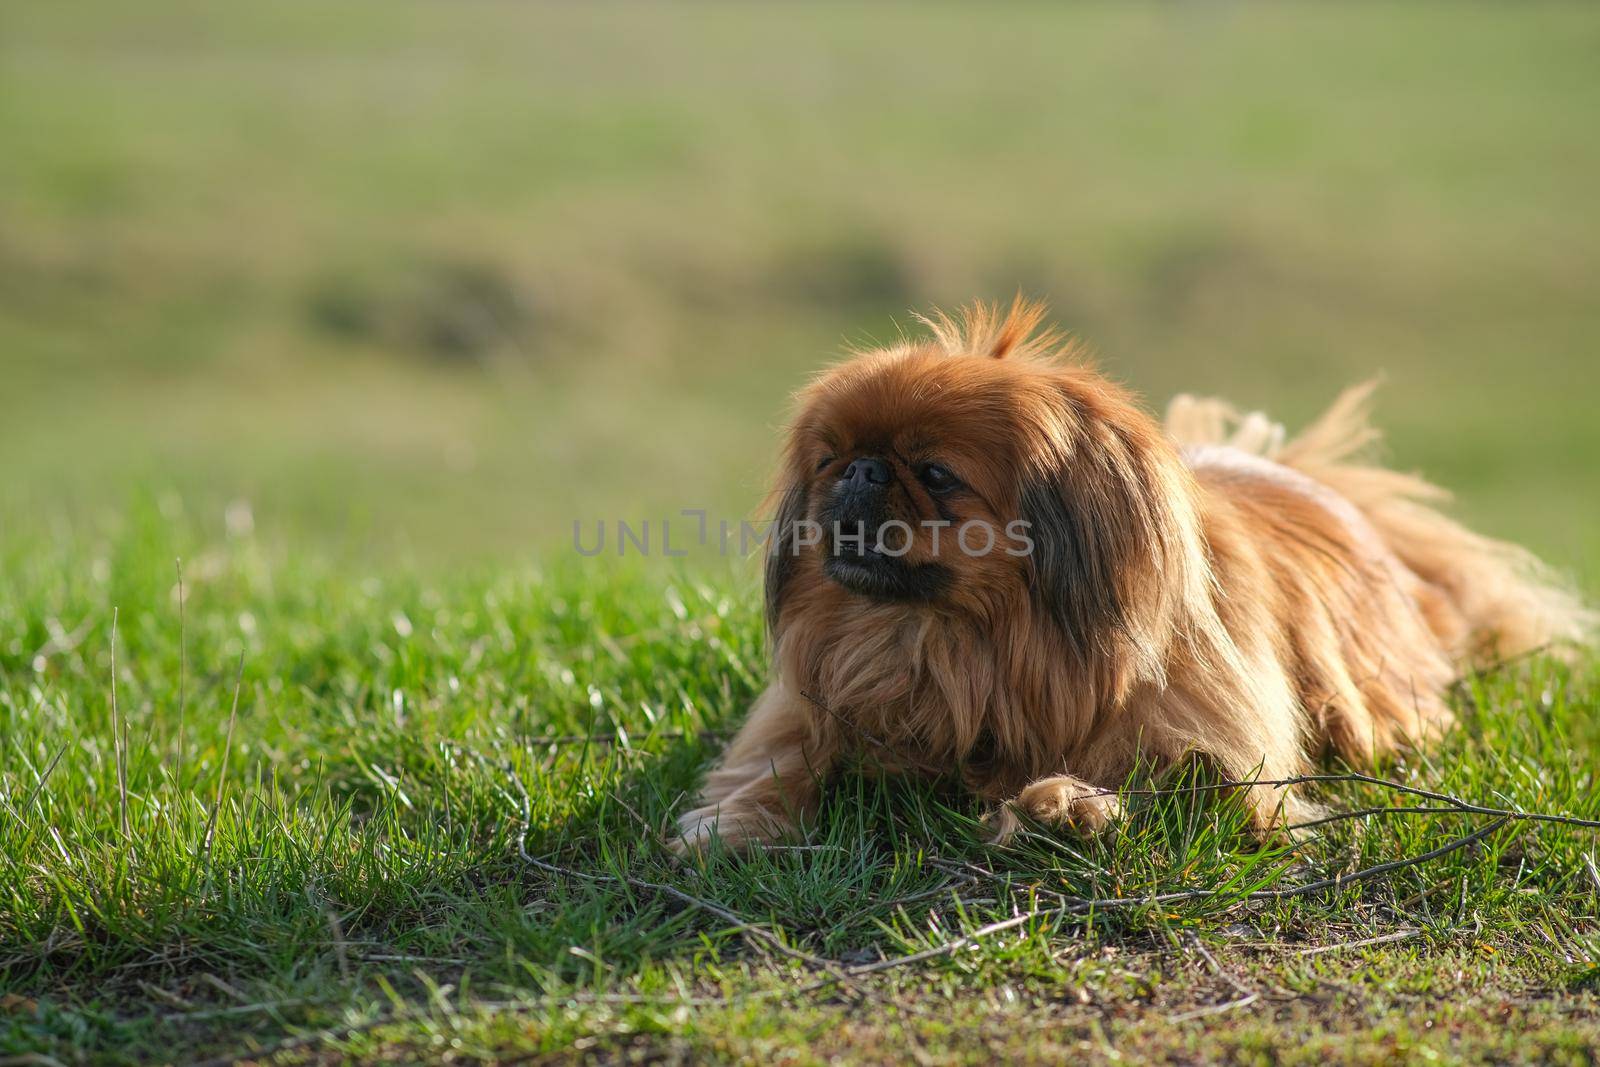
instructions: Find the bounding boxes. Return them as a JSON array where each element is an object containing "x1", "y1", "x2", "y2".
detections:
[{"x1": 675, "y1": 301, "x2": 1592, "y2": 851}]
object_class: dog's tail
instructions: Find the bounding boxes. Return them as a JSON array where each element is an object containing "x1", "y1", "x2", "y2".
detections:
[{"x1": 1166, "y1": 382, "x2": 1594, "y2": 663}]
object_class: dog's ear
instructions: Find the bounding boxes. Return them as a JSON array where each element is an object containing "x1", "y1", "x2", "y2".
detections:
[
  {"x1": 764, "y1": 479, "x2": 809, "y2": 634},
  {"x1": 1021, "y1": 476, "x2": 1126, "y2": 656},
  {"x1": 1019, "y1": 395, "x2": 1195, "y2": 675}
]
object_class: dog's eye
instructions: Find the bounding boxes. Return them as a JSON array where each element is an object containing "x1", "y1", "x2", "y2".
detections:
[
  {"x1": 815, "y1": 454, "x2": 835, "y2": 473},
  {"x1": 917, "y1": 463, "x2": 960, "y2": 494}
]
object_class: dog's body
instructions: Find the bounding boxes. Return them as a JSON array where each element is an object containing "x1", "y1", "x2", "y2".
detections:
[{"x1": 675, "y1": 303, "x2": 1591, "y2": 851}]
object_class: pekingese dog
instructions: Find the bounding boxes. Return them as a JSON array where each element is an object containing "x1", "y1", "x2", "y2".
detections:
[{"x1": 674, "y1": 301, "x2": 1591, "y2": 851}]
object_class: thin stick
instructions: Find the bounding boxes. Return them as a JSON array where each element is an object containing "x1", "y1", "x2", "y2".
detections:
[
  {"x1": 491, "y1": 739, "x2": 845, "y2": 979},
  {"x1": 201, "y1": 653, "x2": 246, "y2": 860},
  {"x1": 1296, "y1": 928, "x2": 1424, "y2": 956},
  {"x1": 1083, "y1": 773, "x2": 1600, "y2": 830},
  {"x1": 20, "y1": 744, "x2": 68, "y2": 818},
  {"x1": 110, "y1": 607, "x2": 128, "y2": 838},
  {"x1": 1289, "y1": 805, "x2": 1459, "y2": 832},
  {"x1": 1285, "y1": 772, "x2": 1600, "y2": 829},
  {"x1": 1450, "y1": 643, "x2": 1555, "y2": 690},
  {"x1": 1184, "y1": 930, "x2": 1256, "y2": 1001},
  {"x1": 523, "y1": 730, "x2": 703, "y2": 748},
  {"x1": 525, "y1": 852, "x2": 841, "y2": 975},
  {"x1": 841, "y1": 818, "x2": 1509, "y2": 979},
  {"x1": 325, "y1": 907, "x2": 351, "y2": 982},
  {"x1": 1168, "y1": 993, "x2": 1259, "y2": 1024}
]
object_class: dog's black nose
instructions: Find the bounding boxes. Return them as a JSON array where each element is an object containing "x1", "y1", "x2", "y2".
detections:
[{"x1": 841, "y1": 457, "x2": 892, "y2": 489}]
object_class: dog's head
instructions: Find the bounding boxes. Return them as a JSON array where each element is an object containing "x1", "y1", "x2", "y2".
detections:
[{"x1": 765, "y1": 301, "x2": 1209, "y2": 693}]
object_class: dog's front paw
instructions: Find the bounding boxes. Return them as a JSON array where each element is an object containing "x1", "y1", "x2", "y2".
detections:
[
  {"x1": 668, "y1": 808, "x2": 721, "y2": 857},
  {"x1": 668, "y1": 803, "x2": 791, "y2": 856},
  {"x1": 988, "y1": 776, "x2": 1122, "y2": 842}
]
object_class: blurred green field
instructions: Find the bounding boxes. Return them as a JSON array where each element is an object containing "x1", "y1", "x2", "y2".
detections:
[{"x1": 3, "y1": 0, "x2": 1598, "y2": 568}]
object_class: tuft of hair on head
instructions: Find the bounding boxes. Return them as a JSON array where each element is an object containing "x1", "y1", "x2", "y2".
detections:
[{"x1": 915, "y1": 295, "x2": 1072, "y2": 362}]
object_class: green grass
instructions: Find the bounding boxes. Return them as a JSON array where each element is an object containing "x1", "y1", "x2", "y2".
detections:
[
  {"x1": 2, "y1": 514, "x2": 1597, "y2": 1064},
  {"x1": 4, "y1": 0, "x2": 1600, "y2": 1061}
]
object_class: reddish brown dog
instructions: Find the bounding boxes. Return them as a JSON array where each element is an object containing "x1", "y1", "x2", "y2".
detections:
[{"x1": 675, "y1": 301, "x2": 1590, "y2": 851}]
